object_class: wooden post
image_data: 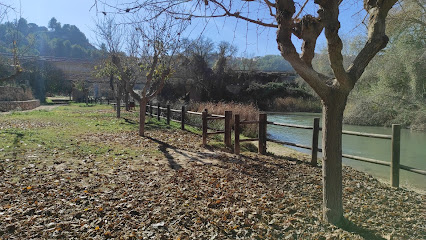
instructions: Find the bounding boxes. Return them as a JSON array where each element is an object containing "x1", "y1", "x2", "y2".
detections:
[
  {"x1": 202, "y1": 110, "x2": 208, "y2": 146},
  {"x1": 181, "y1": 106, "x2": 185, "y2": 130},
  {"x1": 149, "y1": 102, "x2": 153, "y2": 117},
  {"x1": 258, "y1": 113, "x2": 267, "y2": 155},
  {"x1": 391, "y1": 124, "x2": 401, "y2": 188},
  {"x1": 224, "y1": 111, "x2": 232, "y2": 148},
  {"x1": 311, "y1": 117, "x2": 320, "y2": 166},
  {"x1": 166, "y1": 105, "x2": 171, "y2": 125},
  {"x1": 157, "y1": 103, "x2": 161, "y2": 121},
  {"x1": 234, "y1": 114, "x2": 240, "y2": 155}
]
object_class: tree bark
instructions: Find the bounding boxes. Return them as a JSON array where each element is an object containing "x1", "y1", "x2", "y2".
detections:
[
  {"x1": 116, "y1": 85, "x2": 121, "y2": 118},
  {"x1": 321, "y1": 91, "x2": 347, "y2": 225},
  {"x1": 139, "y1": 98, "x2": 147, "y2": 136},
  {"x1": 125, "y1": 91, "x2": 130, "y2": 111}
]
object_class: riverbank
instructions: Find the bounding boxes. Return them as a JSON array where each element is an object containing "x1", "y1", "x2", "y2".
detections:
[
  {"x1": 267, "y1": 112, "x2": 426, "y2": 193},
  {"x1": 0, "y1": 105, "x2": 424, "y2": 239}
]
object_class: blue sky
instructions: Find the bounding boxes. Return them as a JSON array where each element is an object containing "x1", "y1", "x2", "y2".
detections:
[{"x1": 6, "y1": 0, "x2": 368, "y2": 56}]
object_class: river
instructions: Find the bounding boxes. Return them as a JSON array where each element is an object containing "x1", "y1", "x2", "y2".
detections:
[{"x1": 267, "y1": 113, "x2": 426, "y2": 193}]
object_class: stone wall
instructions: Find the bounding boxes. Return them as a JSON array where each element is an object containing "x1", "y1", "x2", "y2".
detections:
[
  {"x1": 0, "y1": 100, "x2": 40, "y2": 112},
  {"x1": 0, "y1": 86, "x2": 34, "y2": 101}
]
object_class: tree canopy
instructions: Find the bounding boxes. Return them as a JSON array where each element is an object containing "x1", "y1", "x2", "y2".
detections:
[{"x1": 0, "y1": 17, "x2": 100, "y2": 59}]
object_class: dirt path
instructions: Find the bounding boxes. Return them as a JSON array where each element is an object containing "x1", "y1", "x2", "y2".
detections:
[{"x1": 0, "y1": 104, "x2": 63, "y2": 115}]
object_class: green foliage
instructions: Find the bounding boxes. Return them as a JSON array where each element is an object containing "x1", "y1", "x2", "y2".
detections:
[
  {"x1": 0, "y1": 17, "x2": 99, "y2": 59},
  {"x1": 244, "y1": 82, "x2": 313, "y2": 110},
  {"x1": 344, "y1": 0, "x2": 425, "y2": 130},
  {"x1": 255, "y1": 55, "x2": 293, "y2": 72}
]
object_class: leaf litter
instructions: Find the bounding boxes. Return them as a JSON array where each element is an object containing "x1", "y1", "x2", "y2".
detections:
[{"x1": 0, "y1": 108, "x2": 425, "y2": 239}]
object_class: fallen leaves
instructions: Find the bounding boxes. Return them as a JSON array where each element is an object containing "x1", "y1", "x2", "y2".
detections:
[{"x1": 1, "y1": 107, "x2": 425, "y2": 239}]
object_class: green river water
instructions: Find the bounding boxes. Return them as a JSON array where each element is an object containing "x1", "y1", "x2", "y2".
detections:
[{"x1": 267, "y1": 113, "x2": 426, "y2": 193}]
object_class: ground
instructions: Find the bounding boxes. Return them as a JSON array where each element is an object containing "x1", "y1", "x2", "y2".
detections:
[{"x1": 0, "y1": 104, "x2": 424, "y2": 239}]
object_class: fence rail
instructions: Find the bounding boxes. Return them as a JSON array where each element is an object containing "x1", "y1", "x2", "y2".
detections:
[{"x1": 144, "y1": 103, "x2": 425, "y2": 188}]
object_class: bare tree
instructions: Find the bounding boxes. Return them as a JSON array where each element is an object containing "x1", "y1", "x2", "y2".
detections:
[
  {"x1": 94, "y1": 16, "x2": 125, "y2": 117},
  {"x1": 213, "y1": 41, "x2": 237, "y2": 74},
  {"x1": 0, "y1": 4, "x2": 23, "y2": 83},
  {"x1": 93, "y1": 0, "x2": 400, "y2": 225},
  {"x1": 110, "y1": 14, "x2": 187, "y2": 136}
]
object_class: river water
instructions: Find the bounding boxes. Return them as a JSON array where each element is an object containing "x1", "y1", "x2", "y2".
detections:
[{"x1": 267, "y1": 113, "x2": 426, "y2": 193}]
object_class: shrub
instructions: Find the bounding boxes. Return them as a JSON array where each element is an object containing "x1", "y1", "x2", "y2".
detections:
[
  {"x1": 273, "y1": 97, "x2": 321, "y2": 112},
  {"x1": 188, "y1": 101, "x2": 260, "y2": 137}
]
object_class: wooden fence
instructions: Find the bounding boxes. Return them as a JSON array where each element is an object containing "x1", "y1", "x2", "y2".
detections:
[{"x1": 146, "y1": 103, "x2": 426, "y2": 188}]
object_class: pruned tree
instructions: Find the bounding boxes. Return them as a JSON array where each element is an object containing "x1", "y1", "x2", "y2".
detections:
[
  {"x1": 93, "y1": 0, "x2": 400, "y2": 224},
  {"x1": 108, "y1": 13, "x2": 187, "y2": 136},
  {"x1": 94, "y1": 16, "x2": 126, "y2": 118}
]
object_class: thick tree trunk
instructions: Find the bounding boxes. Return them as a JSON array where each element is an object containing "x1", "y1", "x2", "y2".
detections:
[
  {"x1": 139, "y1": 99, "x2": 147, "y2": 136},
  {"x1": 321, "y1": 93, "x2": 347, "y2": 225}
]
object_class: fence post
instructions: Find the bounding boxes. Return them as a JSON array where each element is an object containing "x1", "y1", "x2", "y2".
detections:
[
  {"x1": 149, "y1": 102, "x2": 153, "y2": 117},
  {"x1": 391, "y1": 124, "x2": 401, "y2": 188},
  {"x1": 157, "y1": 103, "x2": 161, "y2": 121},
  {"x1": 181, "y1": 106, "x2": 185, "y2": 130},
  {"x1": 167, "y1": 105, "x2": 171, "y2": 125},
  {"x1": 258, "y1": 113, "x2": 267, "y2": 155},
  {"x1": 224, "y1": 111, "x2": 232, "y2": 148},
  {"x1": 202, "y1": 110, "x2": 208, "y2": 146},
  {"x1": 234, "y1": 114, "x2": 240, "y2": 155},
  {"x1": 311, "y1": 117, "x2": 320, "y2": 166}
]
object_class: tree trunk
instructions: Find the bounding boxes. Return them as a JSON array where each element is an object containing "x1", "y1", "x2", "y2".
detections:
[
  {"x1": 321, "y1": 93, "x2": 347, "y2": 225},
  {"x1": 125, "y1": 92, "x2": 130, "y2": 111},
  {"x1": 139, "y1": 99, "x2": 147, "y2": 136},
  {"x1": 116, "y1": 87, "x2": 121, "y2": 118}
]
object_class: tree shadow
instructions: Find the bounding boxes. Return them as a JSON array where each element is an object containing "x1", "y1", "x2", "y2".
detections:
[
  {"x1": 123, "y1": 118, "x2": 137, "y2": 125},
  {"x1": 338, "y1": 218, "x2": 386, "y2": 240},
  {"x1": 146, "y1": 136, "x2": 182, "y2": 170},
  {"x1": 4, "y1": 130, "x2": 25, "y2": 159}
]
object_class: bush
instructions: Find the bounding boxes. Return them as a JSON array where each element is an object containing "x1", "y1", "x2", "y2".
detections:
[
  {"x1": 273, "y1": 97, "x2": 321, "y2": 112},
  {"x1": 188, "y1": 101, "x2": 260, "y2": 137}
]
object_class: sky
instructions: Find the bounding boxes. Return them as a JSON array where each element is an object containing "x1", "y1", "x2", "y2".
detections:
[{"x1": 4, "y1": 0, "x2": 368, "y2": 57}]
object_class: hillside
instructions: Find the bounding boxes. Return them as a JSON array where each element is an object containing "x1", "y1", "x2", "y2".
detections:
[{"x1": 0, "y1": 17, "x2": 101, "y2": 59}]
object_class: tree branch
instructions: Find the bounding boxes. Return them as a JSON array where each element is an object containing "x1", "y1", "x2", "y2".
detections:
[
  {"x1": 293, "y1": 15, "x2": 324, "y2": 68},
  {"x1": 147, "y1": 68, "x2": 170, "y2": 100},
  {"x1": 316, "y1": 0, "x2": 351, "y2": 91},
  {"x1": 347, "y1": 0, "x2": 398, "y2": 83},
  {"x1": 203, "y1": 0, "x2": 279, "y2": 28},
  {"x1": 276, "y1": 0, "x2": 329, "y2": 100}
]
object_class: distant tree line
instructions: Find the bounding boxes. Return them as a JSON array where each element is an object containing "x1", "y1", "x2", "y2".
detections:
[
  {"x1": 0, "y1": 17, "x2": 100, "y2": 101},
  {"x1": 156, "y1": 37, "x2": 313, "y2": 111},
  {"x1": 0, "y1": 17, "x2": 102, "y2": 59}
]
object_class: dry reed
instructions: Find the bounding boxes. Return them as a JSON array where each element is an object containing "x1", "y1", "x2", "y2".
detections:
[{"x1": 188, "y1": 101, "x2": 260, "y2": 137}]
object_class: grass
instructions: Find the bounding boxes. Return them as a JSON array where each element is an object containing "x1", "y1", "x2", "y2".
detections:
[
  {"x1": 0, "y1": 104, "x2": 167, "y2": 174},
  {"x1": 0, "y1": 103, "x2": 261, "y2": 176}
]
